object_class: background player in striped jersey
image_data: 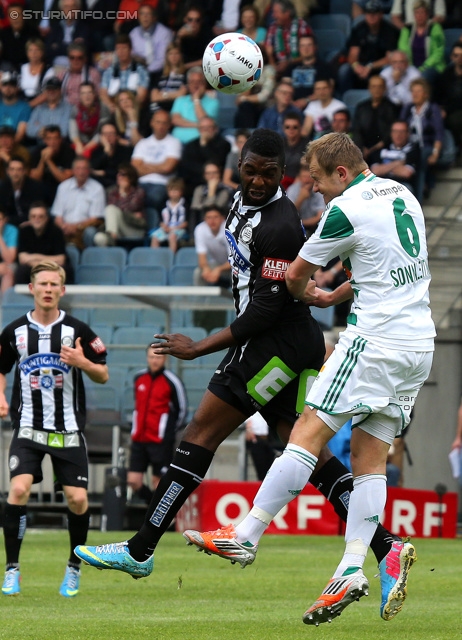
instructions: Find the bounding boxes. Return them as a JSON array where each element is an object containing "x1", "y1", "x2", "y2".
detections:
[
  {"x1": 0, "y1": 261, "x2": 108, "y2": 597},
  {"x1": 75, "y1": 130, "x2": 404, "y2": 598}
]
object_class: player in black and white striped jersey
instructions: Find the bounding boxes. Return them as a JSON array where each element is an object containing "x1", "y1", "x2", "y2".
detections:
[{"x1": 0, "y1": 261, "x2": 108, "y2": 598}]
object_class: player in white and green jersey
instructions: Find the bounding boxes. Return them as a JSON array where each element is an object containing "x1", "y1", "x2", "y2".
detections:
[{"x1": 220, "y1": 133, "x2": 434, "y2": 625}]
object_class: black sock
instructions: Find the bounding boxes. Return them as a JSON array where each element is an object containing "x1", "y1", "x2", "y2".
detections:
[
  {"x1": 137, "y1": 484, "x2": 153, "y2": 504},
  {"x1": 3, "y1": 503, "x2": 27, "y2": 568},
  {"x1": 310, "y1": 456, "x2": 398, "y2": 564},
  {"x1": 127, "y1": 441, "x2": 214, "y2": 561},
  {"x1": 67, "y1": 509, "x2": 90, "y2": 566}
]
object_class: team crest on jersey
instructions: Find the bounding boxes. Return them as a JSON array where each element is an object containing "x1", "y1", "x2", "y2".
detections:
[
  {"x1": 262, "y1": 257, "x2": 291, "y2": 281},
  {"x1": 61, "y1": 336, "x2": 74, "y2": 347},
  {"x1": 239, "y1": 223, "x2": 252, "y2": 244},
  {"x1": 90, "y1": 336, "x2": 106, "y2": 354},
  {"x1": 31, "y1": 371, "x2": 64, "y2": 390},
  {"x1": 9, "y1": 455, "x2": 19, "y2": 471},
  {"x1": 361, "y1": 191, "x2": 373, "y2": 200}
]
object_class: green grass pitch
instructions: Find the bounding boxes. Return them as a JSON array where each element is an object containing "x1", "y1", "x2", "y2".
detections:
[{"x1": 0, "y1": 531, "x2": 460, "y2": 640}]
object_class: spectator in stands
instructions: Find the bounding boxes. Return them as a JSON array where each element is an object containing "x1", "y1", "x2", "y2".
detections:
[
  {"x1": 285, "y1": 34, "x2": 336, "y2": 112},
  {"x1": 281, "y1": 111, "x2": 310, "y2": 190},
  {"x1": 400, "y1": 76, "x2": 445, "y2": 198},
  {"x1": 390, "y1": 0, "x2": 446, "y2": 30},
  {"x1": 69, "y1": 83, "x2": 106, "y2": 158},
  {"x1": 57, "y1": 43, "x2": 101, "y2": 108},
  {"x1": 174, "y1": 6, "x2": 214, "y2": 71},
  {"x1": 264, "y1": 0, "x2": 313, "y2": 79},
  {"x1": 111, "y1": 90, "x2": 143, "y2": 147},
  {"x1": 233, "y1": 44, "x2": 276, "y2": 129},
  {"x1": 94, "y1": 163, "x2": 147, "y2": 246},
  {"x1": 223, "y1": 128, "x2": 251, "y2": 191},
  {"x1": 0, "y1": 42, "x2": 14, "y2": 78},
  {"x1": 193, "y1": 205, "x2": 231, "y2": 288},
  {"x1": 170, "y1": 67, "x2": 219, "y2": 144},
  {"x1": 131, "y1": 109, "x2": 182, "y2": 231},
  {"x1": 149, "y1": 43, "x2": 187, "y2": 113},
  {"x1": 397, "y1": 0, "x2": 446, "y2": 85},
  {"x1": 337, "y1": 0, "x2": 400, "y2": 95},
  {"x1": 90, "y1": 122, "x2": 133, "y2": 188},
  {"x1": 26, "y1": 77, "x2": 73, "y2": 144},
  {"x1": 0, "y1": 126, "x2": 30, "y2": 182},
  {"x1": 286, "y1": 163, "x2": 324, "y2": 236},
  {"x1": 369, "y1": 119, "x2": 421, "y2": 194},
  {"x1": 45, "y1": 0, "x2": 91, "y2": 66},
  {"x1": 209, "y1": 0, "x2": 240, "y2": 36},
  {"x1": 112, "y1": 0, "x2": 159, "y2": 39},
  {"x1": 352, "y1": 74, "x2": 399, "y2": 161},
  {"x1": 150, "y1": 176, "x2": 188, "y2": 253},
  {"x1": 15, "y1": 202, "x2": 73, "y2": 284},
  {"x1": 129, "y1": 4, "x2": 172, "y2": 89},
  {"x1": 0, "y1": 4, "x2": 40, "y2": 71},
  {"x1": 380, "y1": 50, "x2": 421, "y2": 108},
  {"x1": 189, "y1": 163, "x2": 232, "y2": 234},
  {"x1": 0, "y1": 208, "x2": 17, "y2": 292},
  {"x1": 0, "y1": 156, "x2": 44, "y2": 227},
  {"x1": 52, "y1": 156, "x2": 105, "y2": 248},
  {"x1": 301, "y1": 78, "x2": 347, "y2": 139},
  {"x1": 0, "y1": 72, "x2": 31, "y2": 143},
  {"x1": 331, "y1": 108, "x2": 352, "y2": 135},
  {"x1": 127, "y1": 346, "x2": 187, "y2": 503},
  {"x1": 257, "y1": 79, "x2": 302, "y2": 135},
  {"x1": 435, "y1": 42, "x2": 462, "y2": 155},
  {"x1": 26, "y1": 0, "x2": 60, "y2": 37},
  {"x1": 19, "y1": 38, "x2": 54, "y2": 108},
  {"x1": 29, "y1": 125, "x2": 75, "y2": 205},
  {"x1": 179, "y1": 116, "x2": 231, "y2": 201},
  {"x1": 237, "y1": 4, "x2": 267, "y2": 44},
  {"x1": 99, "y1": 34, "x2": 149, "y2": 114}
]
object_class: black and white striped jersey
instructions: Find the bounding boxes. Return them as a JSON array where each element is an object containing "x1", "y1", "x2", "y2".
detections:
[
  {"x1": 226, "y1": 187, "x2": 311, "y2": 344},
  {"x1": 0, "y1": 310, "x2": 107, "y2": 432}
]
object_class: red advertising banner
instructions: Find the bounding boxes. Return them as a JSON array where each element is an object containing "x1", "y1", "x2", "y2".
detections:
[{"x1": 176, "y1": 481, "x2": 458, "y2": 539}]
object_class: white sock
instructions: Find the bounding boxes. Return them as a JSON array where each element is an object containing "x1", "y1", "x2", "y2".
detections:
[
  {"x1": 333, "y1": 473, "x2": 387, "y2": 578},
  {"x1": 235, "y1": 444, "x2": 317, "y2": 546}
]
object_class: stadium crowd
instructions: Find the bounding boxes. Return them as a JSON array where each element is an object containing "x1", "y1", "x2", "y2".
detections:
[{"x1": 0, "y1": 0, "x2": 461, "y2": 292}]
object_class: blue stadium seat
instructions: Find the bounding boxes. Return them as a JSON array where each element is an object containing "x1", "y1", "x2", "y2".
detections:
[
  {"x1": 75, "y1": 264, "x2": 120, "y2": 285},
  {"x1": 310, "y1": 304, "x2": 335, "y2": 331},
  {"x1": 112, "y1": 326, "x2": 162, "y2": 346},
  {"x1": 329, "y1": 0, "x2": 352, "y2": 15},
  {"x1": 1, "y1": 303, "x2": 32, "y2": 327},
  {"x1": 85, "y1": 384, "x2": 120, "y2": 413},
  {"x1": 313, "y1": 29, "x2": 347, "y2": 64},
  {"x1": 66, "y1": 244, "x2": 80, "y2": 275},
  {"x1": 128, "y1": 246, "x2": 174, "y2": 270},
  {"x1": 91, "y1": 324, "x2": 113, "y2": 345},
  {"x1": 173, "y1": 246, "x2": 198, "y2": 267},
  {"x1": 121, "y1": 264, "x2": 168, "y2": 286},
  {"x1": 169, "y1": 265, "x2": 195, "y2": 286},
  {"x1": 69, "y1": 307, "x2": 90, "y2": 324},
  {"x1": 106, "y1": 346, "x2": 147, "y2": 367},
  {"x1": 170, "y1": 326, "x2": 207, "y2": 342},
  {"x1": 342, "y1": 89, "x2": 370, "y2": 119},
  {"x1": 90, "y1": 307, "x2": 136, "y2": 328},
  {"x1": 310, "y1": 13, "x2": 351, "y2": 38},
  {"x1": 2, "y1": 287, "x2": 31, "y2": 305},
  {"x1": 80, "y1": 246, "x2": 128, "y2": 270},
  {"x1": 136, "y1": 307, "x2": 167, "y2": 329}
]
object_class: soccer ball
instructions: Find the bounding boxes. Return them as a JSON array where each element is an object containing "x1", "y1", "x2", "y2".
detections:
[{"x1": 202, "y1": 32, "x2": 263, "y2": 95}]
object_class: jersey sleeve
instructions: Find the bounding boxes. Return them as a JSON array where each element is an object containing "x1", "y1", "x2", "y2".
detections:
[
  {"x1": 0, "y1": 327, "x2": 17, "y2": 375},
  {"x1": 80, "y1": 323, "x2": 108, "y2": 364},
  {"x1": 230, "y1": 208, "x2": 305, "y2": 343},
  {"x1": 299, "y1": 203, "x2": 357, "y2": 267}
]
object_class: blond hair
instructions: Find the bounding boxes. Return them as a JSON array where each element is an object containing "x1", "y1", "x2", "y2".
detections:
[
  {"x1": 304, "y1": 133, "x2": 367, "y2": 176},
  {"x1": 31, "y1": 261, "x2": 66, "y2": 285}
]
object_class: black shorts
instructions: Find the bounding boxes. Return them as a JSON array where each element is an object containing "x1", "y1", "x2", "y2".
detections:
[
  {"x1": 129, "y1": 441, "x2": 165, "y2": 477},
  {"x1": 209, "y1": 314, "x2": 325, "y2": 430},
  {"x1": 9, "y1": 428, "x2": 89, "y2": 488}
]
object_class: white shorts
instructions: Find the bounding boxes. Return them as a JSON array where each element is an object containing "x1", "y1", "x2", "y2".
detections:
[{"x1": 306, "y1": 330, "x2": 433, "y2": 445}]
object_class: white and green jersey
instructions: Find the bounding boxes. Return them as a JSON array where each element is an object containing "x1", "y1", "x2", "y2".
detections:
[{"x1": 300, "y1": 169, "x2": 435, "y2": 350}]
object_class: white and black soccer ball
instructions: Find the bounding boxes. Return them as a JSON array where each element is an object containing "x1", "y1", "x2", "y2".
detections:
[{"x1": 202, "y1": 32, "x2": 264, "y2": 95}]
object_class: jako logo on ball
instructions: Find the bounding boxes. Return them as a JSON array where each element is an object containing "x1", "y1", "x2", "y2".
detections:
[{"x1": 203, "y1": 32, "x2": 263, "y2": 95}]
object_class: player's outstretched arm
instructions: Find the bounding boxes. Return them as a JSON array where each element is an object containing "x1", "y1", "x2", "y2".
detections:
[
  {"x1": 153, "y1": 327, "x2": 237, "y2": 361},
  {"x1": 310, "y1": 281, "x2": 354, "y2": 308}
]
